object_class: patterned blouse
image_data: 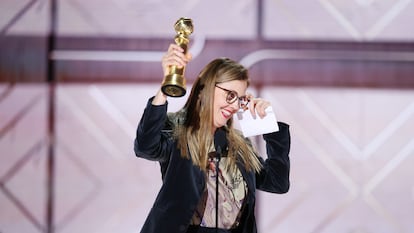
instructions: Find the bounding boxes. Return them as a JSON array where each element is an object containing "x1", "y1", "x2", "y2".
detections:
[{"x1": 191, "y1": 152, "x2": 247, "y2": 229}]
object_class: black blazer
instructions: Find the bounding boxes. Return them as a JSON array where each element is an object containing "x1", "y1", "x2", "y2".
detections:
[{"x1": 134, "y1": 98, "x2": 291, "y2": 233}]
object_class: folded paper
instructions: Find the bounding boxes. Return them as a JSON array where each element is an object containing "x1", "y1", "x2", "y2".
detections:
[{"x1": 233, "y1": 106, "x2": 279, "y2": 137}]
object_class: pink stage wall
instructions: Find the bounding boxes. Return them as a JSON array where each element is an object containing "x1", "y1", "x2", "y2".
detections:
[
  {"x1": 1, "y1": 0, "x2": 414, "y2": 232},
  {"x1": 1, "y1": 84, "x2": 413, "y2": 233}
]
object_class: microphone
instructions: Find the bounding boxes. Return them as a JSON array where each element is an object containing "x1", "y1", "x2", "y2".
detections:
[{"x1": 214, "y1": 128, "x2": 227, "y2": 159}]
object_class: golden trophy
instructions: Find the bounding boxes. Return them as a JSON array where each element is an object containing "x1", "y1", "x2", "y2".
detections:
[{"x1": 161, "y1": 17, "x2": 194, "y2": 97}]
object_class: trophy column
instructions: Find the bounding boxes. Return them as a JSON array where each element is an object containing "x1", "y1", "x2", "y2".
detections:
[{"x1": 161, "y1": 17, "x2": 194, "y2": 97}]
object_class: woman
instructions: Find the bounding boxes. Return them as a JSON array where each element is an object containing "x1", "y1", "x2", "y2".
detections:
[{"x1": 134, "y1": 44, "x2": 291, "y2": 233}]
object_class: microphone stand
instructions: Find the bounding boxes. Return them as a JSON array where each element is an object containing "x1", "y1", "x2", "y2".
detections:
[
  {"x1": 215, "y1": 146, "x2": 221, "y2": 233},
  {"x1": 213, "y1": 128, "x2": 226, "y2": 233}
]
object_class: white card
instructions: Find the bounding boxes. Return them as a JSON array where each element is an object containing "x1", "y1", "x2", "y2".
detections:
[{"x1": 233, "y1": 106, "x2": 279, "y2": 137}]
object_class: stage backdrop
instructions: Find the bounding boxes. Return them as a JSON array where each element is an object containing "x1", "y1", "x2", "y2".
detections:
[
  {"x1": 1, "y1": 83, "x2": 413, "y2": 233},
  {"x1": 1, "y1": 0, "x2": 414, "y2": 232}
]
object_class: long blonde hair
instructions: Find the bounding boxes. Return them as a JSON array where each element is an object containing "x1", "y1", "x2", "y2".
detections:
[{"x1": 169, "y1": 58, "x2": 262, "y2": 173}]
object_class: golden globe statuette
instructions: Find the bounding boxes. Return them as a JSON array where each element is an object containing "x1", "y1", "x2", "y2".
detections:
[{"x1": 161, "y1": 17, "x2": 194, "y2": 97}]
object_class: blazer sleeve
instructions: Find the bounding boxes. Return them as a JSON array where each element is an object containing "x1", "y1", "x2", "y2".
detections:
[
  {"x1": 134, "y1": 97, "x2": 173, "y2": 163},
  {"x1": 255, "y1": 121, "x2": 291, "y2": 193}
]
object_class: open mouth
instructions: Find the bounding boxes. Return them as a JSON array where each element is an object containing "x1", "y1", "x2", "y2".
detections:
[{"x1": 221, "y1": 109, "x2": 233, "y2": 119}]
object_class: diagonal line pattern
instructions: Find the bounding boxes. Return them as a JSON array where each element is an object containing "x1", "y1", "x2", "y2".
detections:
[
  {"x1": 0, "y1": 0, "x2": 39, "y2": 35},
  {"x1": 0, "y1": 84, "x2": 14, "y2": 103},
  {"x1": 319, "y1": 0, "x2": 413, "y2": 40},
  {"x1": 59, "y1": 90, "x2": 124, "y2": 160},
  {"x1": 0, "y1": 186, "x2": 46, "y2": 233},
  {"x1": 65, "y1": 0, "x2": 106, "y2": 33},
  {"x1": 318, "y1": 0, "x2": 361, "y2": 40},
  {"x1": 88, "y1": 85, "x2": 135, "y2": 139},
  {"x1": 311, "y1": 195, "x2": 357, "y2": 233},
  {"x1": 271, "y1": 95, "x2": 359, "y2": 232},
  {"x1": 263, "y1": 187, "x2": 310, "y2": 232},
  {"x1": 362, "y1": 100, "x2": 414, "y2": 159},
  {"x1": 54, "y1": 142, "x2": 101, "y2": 231},
  {"x1": 366, "y1": 0, "x2": 413, "y2": 39},
  {"x1": 0, "y1": 93, "x2": 43, "y2": 140},
  {"x1": 297, "y1": 89, "x2": 414, "y2": 161},
  {"x1": 363, "y1": 138, "x2": 414, "y2": 232},
  {"x1": 290, "y1": 88, "x2": 413, "y2": 231},
  {"x1": 297, "y1": 90, "x2": 362, "y2": 160},
  {"x1": 0, "y1": 138, "x2": 47, "y2": 233}
]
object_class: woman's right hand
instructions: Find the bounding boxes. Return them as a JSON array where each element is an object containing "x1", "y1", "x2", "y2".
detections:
[
  {"x1": 161, "y1": 44, "x2": 192, "y2": 77},
  {"x1": 153, "y1": 44, "x2": 192, "y2": 105}
]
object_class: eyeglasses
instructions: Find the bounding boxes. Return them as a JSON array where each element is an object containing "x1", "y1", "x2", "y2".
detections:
[{"x1": 215, "y1": 85, "x2": 250, "y2": 111}]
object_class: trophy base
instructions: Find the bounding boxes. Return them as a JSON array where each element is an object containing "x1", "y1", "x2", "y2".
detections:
[{"x1": 161, "y1": 74, "x2": 186, "y2": 97}]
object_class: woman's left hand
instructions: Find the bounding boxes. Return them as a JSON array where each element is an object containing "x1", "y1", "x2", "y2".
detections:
[{"x1": 249, "y1": 97, "x2": 271, "y2": 119}]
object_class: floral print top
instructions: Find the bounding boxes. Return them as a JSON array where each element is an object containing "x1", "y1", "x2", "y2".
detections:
[{"x1": 191, "y1": 153, "x2": 247, "y2": 229}]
